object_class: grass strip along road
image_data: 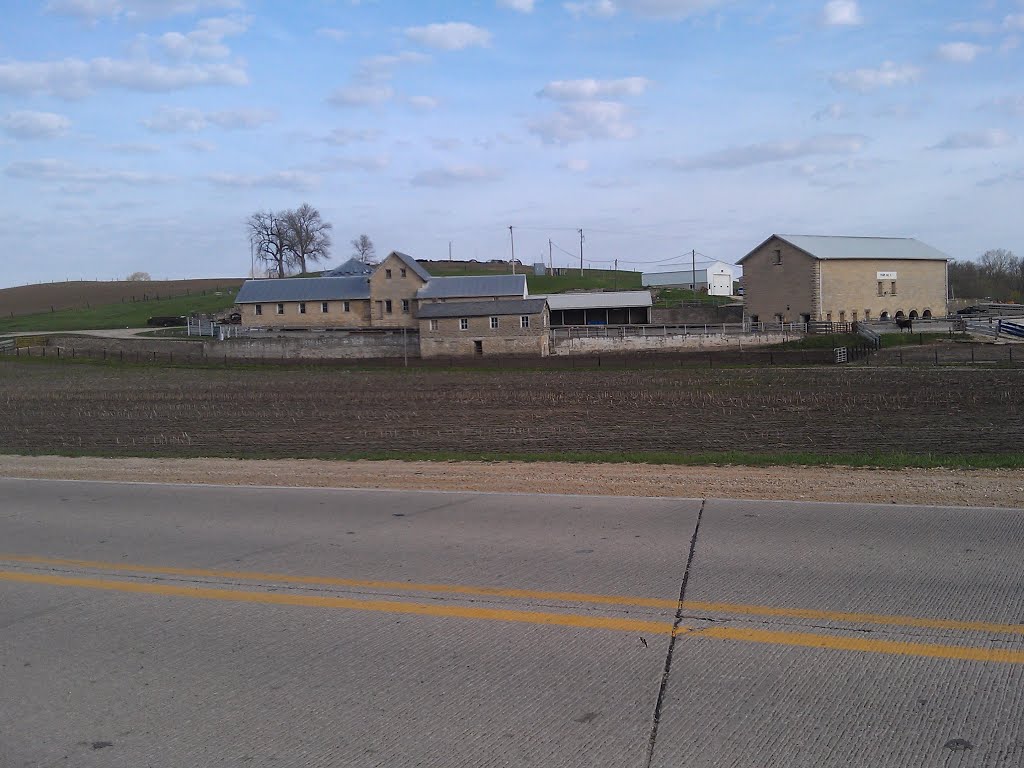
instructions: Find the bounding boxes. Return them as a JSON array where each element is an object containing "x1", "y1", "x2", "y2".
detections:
[{"x1": 3, "y1": 554, "x2": 1023, "y2": 665}]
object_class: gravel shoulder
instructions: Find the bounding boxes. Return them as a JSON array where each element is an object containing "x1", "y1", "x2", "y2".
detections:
[{"x1": 1, "y1": 455, "x2": 1021, "y2": 508}]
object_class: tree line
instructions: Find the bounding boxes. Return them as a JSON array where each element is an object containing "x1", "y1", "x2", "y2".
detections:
[
  {"x1": 248, "y1": 203, "x2": 378, "y2": 278},
  {"x1": 949, "y1": 249, "x2": 1024, "y2": 303}
]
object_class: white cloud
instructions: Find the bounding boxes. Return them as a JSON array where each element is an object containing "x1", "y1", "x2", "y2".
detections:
[
  {"x1": 313, "y1": 155, "x2": 391, "y2": 173},
  {"x1": 821, "y1": 0, "x2": 862, "y2": 27},
  {"x1": 205, "y1": 170, "x2": 319, "y2": 191},
  {"x1": 1005, "y1": 14, "x2": 1024, "y2": 32},
  {"x1": 564, "y1": 0, "x2": 616, "y2": 18},
  {"x1": 408, "y1": 95, "x2": 439, "y2": 111},
  {"x1": 930, "y1": 129, "x2": 1016, "y2": 150},
  {"x1": 357, "y1": 51, "x2": 431, "y2": 82},
  {"x1": 530, "y1": 101, "x2": 637, "y2": 144},
  {"x1": 813, "y1": 102, "x2": 848, "y2": 120},
  {"x1": 949, "y1": 20, "x2": 997, "y2": 36},
  {"x1": 323, "y1": 128, "x2": 381, "y2": 145},
  {"x1": 156, "y1": 15, "x2": 251, "y2": 60},
  {"x1": 45, "y1": 0, "x2": 242, "y2": 21},
  {"x1": 0, "y1": 57, "x2": 247, "y2": 99},
  {"x1": 183, "y1": 138, "x2": 216, "y2": 152},
  {"x1": 538, "y1": 77, "x2": 652, "y2": 101},
  {"x1": 565, "y1": 0, "x2": 731, "y2": 19},
  {"x1": 6, "y1": 158, "x2": 173, "y2": 184},
  {"x1": 411, "y1": 165, "x2": 501, "y2": 186},
  {"x1": 0, "y1": 110, "x2": 71, "y2": 139},
  {"x1": 316, "y1": 28, "x2": 349, "y2": 42},
  {"x1": 327, "y1": 85, "x2": 394, "y2": 107},
  {"x1": 404, "y1": 22, "x2": 492, "y2": 51},
  {"x1": 978, "y1": 167, "x2": 1024, "y2": 186},
  {"x1": 498, "y1": 0, "x2": 535, "y2": 11},
  {"x1": 429, "y1": 137, "x2": 463, "y2": 151},
  {"x1": 669, "y1": 133, "x2": 867, "y2": 170},
  {"x1": 980, "y1": 94, "x2": 1024, "y2": 117},
  {"x1": 109, "y1": 142, "x2": 161, "y2": 154},
  {"x1": 937, "y1": 42, "x2": 986, "y2": 63},
  {"x1": 830, "y1": 61, "x2": 921, "y2": 92},
  {"x1": 561, "y1": 157, "x2": 590, "y2": 172},
  {"x1": 141, "y1": 106, "x2": 275, "y2": 132}
]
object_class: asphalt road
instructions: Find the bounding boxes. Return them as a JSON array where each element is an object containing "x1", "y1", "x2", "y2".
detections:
[{"x1": 1, "y1": 479, "x2": 1022, "y2": 767}]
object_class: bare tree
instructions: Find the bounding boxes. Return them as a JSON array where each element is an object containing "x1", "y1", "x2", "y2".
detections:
[
  {"x1": 351, "y1": 234, "x2": 377, "y2": 264},
  {"x1": 283, "y1": 203, "x2": 332, "y2": 274},
  {"x1": 126, "y1": 271, "x2": 151, "y2": 281},
  {"x1": 248, "y1": 210, "x2": 293, "y2": 278}
]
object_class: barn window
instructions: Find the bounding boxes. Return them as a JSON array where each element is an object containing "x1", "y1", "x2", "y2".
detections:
[
  {"x1": 400, "y1": 268, "x2": 407, "y2": 278},
  {"x1": 460, "y1": 318, "x2": 469, "y2": 331},
  {"x1": 877, "y1": 281, "x2": 884, "y2": 297},
  {"x1": 299, "y1": 302, "x2": 307, "y2": 314},
  {"x1": 521, "y1": 315, "x2": 530, "y2": 329},
  {"x1": 490, "y1": 316, "x2": 499, "y2": 329},
  {"x1": 255, "y1": 304, "x2": 262, "y2": 316},
  {"x1": 429, "y1": 319, "x2": 438, "y2": 331},
  {"x1": 276, "y1": 303, "x2": 284, "y2": 315},
  {"x1": 402, "y1": 299, "x2": 410, "y2": 313},
  {"x1": 385, "y1": 269, "x2": 392, "y2": 279},
  {"x1": 891, "y1": 281, "x2": 898, "y2": 296},
  {"x1": 773, "y1": 249, "x2": 782, "y2": 266},
  {"x1": 385, "y1": 300, "x2": 392, "y2": 314},
  {"x1": 321, "y1": 302, "x2": 329, "y2": 313},
  {"x1": 343, "y1": 301, "x2": 351, "y2": 312}
]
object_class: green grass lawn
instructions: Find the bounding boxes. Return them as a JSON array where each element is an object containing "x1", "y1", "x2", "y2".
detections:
[
  {"x1": 651, "y1": 287, "x2": 736, "y2": 307},
  {"x1": 878, "y1": 332, "x2": 950, "y2": 348},
  {"x1": 417, "y1": 261, "x2": 643, "y2": 294},
  {"x1": 0, "y1": 290, "x2": 238, "y2": 332}
]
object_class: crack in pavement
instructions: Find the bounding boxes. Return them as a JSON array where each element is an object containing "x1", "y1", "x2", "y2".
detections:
[{"x1": 644, "y1": 498, "x2": 706, "y2": 768}]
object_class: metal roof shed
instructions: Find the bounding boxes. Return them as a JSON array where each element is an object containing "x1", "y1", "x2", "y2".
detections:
[
  {"x1": 235, "y1": 276, "x2": 371, "y2": 303},
  {"x1": 534, "y1": 290, "x2": 652, "y2": 325},
  {"x1": 417, "y1": 274, "x2": 527, "y2": 300}
]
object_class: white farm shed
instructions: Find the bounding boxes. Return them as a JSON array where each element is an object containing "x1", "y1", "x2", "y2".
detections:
[{"x1": 643, "y1": 261, "x2": 736, "y2": 296}]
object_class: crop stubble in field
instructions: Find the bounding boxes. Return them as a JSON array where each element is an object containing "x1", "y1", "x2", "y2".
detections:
[{"x1": 0, "y1": 363, "x2": 1020, "y2": 457}]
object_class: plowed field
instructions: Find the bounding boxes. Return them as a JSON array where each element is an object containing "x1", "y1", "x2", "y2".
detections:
[{"x1": 0, "y1": 362, "x2": 1020, "y2": 458}]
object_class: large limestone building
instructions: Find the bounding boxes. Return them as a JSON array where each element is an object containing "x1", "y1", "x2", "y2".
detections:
[{"x1": 738, "y1": 235, "x2": 950, "y2": 324}]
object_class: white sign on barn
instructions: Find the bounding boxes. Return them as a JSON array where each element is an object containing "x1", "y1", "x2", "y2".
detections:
[{"x1": 877, "y1": 271, "x2": 898, "y2": 280}]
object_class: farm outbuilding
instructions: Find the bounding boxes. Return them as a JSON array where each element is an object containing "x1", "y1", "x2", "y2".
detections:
[
  {"x1": 537, "y1": 291, "x2": 652, "y2": 326},
  {"x1": 234, "y1": 276, "x2": 372, "y2": 328},
  {"x1": 643, "y1": 262, "x2": 736, "y2": 296},
  {"x1": 739, "y1": 235, "x2": 950, "y2": 324},
  {"x1": 418, "y1": 298, "x2": 549, "y2": 357}
]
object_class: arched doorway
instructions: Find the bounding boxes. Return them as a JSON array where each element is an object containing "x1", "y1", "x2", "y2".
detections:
[
  {"x1": 909, "y1": 310, "x2": 919, "y2": 319},
  {"x1": 895, "y1": 310, "x2": 905, "y2": 320},
  {"x1": 922, "y1": 309, "x2": 932, "y2": 319},
  {"x1": 880, "y1": 311, "x2": 890, "y2": 320}
]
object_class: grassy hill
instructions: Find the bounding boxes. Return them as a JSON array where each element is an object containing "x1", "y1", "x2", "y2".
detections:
[
  {"x1": 0, "y1": 278, "x2": 243, "y2": 317},
  {"x1": 419, "y1": 261, "x2": 642, "y2": 294},
  {"x1": 0, "y1": 288, "x2": 238, "y2": 333}
]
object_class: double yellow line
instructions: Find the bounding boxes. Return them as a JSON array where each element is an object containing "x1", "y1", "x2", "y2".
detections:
[{"x1": 2, "y1": 555, "x2": 1023, "y2": 664}]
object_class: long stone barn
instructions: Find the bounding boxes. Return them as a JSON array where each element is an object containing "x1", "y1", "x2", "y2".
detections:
[
  {"x1": 738, "y1": 234, "x2": 950, "y2": 324},
  {"x1": 417, "y1": 298, "x2": 550, "y2": 358}
]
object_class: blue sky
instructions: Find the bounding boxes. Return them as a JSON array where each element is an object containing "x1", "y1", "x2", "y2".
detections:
[{"x1": 1, "y1": 0, "x2": 1022, "y2": 287}]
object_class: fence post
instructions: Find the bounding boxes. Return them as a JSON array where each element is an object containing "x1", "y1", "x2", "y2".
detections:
[{"x1": 934, "y1": 347, "x2": 939, "y2": 366}]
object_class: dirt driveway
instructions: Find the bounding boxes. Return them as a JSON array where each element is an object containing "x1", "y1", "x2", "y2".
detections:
[{"x1": 1, "y1": 455, "x2": 1020, "y2": 509}]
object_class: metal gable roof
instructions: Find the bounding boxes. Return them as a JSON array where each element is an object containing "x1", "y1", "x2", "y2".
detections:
[
  {"x1": 417, "y1": 274, "x2": 527, "y2": 299},
  {"x1": 325, "y1": 258, "x2": 373, "y2": 277},
  {"x1": 534, "y1": 290, "x2": 653, "y2": 310},
  {"x1": 388, "y1": 251, "x2": 432, "y2": 281},
  {"x1": 417, "y1": 298, "x2": 547, "y2": 319},
  {"x1": 235, "y1": 276, "x2": 371, "y2": 303},
  {"x1": 739, "y1": 235, "x2": 951, "y2": 263}
]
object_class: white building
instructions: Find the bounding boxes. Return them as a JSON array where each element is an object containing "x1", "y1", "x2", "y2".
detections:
[{"x1": 643, "y1": 261, "x2": 736, "y2": 296}]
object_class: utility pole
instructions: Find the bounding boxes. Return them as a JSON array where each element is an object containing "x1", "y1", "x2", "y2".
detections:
[
  {"x1": 692, "y1": 249, "x2": 697, "y2": 296},
  {"x1": 509, "y1": 226, "x2": 516, "y2": 274},
  {"x1": 578, "y1": 229, "x2": 584, "y2": 277},
  {"x1": 614, "y1": 258, "x2": 618, "y2": 290},
  {"x1": 448, "y1": 241, "x2": 452, "y2": 261},
  {"x1": 548, "y1": 239, "x2": 553, "y2": 275}
]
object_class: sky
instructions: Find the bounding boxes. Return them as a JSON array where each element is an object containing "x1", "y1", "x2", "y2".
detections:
[{"x1": 1, "y1": 0, "x2": 1022, "y2": 288}]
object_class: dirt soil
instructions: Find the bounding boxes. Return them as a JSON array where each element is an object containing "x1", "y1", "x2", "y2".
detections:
[{"x1": 1, "y1": 455, "x2": 1021, "y2": 509}]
